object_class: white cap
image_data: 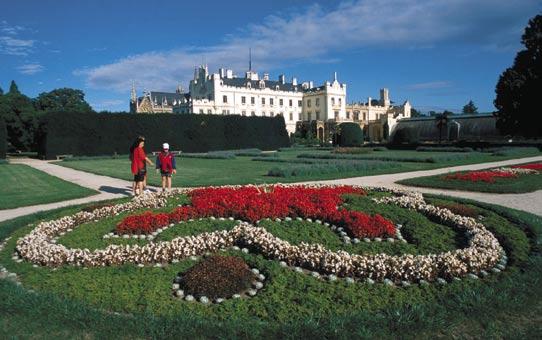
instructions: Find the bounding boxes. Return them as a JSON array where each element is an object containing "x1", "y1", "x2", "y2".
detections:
[{"x1": 162, "y1": 143, "x2": 169, "y2": 150}]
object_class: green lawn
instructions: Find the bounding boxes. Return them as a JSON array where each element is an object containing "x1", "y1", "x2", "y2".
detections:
[
  {"x1": 0, "y1": 163, "x2": 98, "y2": 210},
  {"x1": 0, "y1": 192, "x2": 540, "y2": 338},
  {"x1": 399, "y1": 164, "x2": 542, "y2": 193},
  {"x1": 55, "y1": 148, "x2": 541, "y2": 187}
]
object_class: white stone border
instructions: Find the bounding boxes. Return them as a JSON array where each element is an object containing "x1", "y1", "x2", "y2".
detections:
[{"x1": 14, "y1": 185, "x2": 505, "y2": 283}]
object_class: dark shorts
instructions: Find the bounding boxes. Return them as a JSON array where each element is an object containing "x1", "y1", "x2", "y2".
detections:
[
  {"x1": 160, "y1": 171, "x2": 172, "y2": 177},
  {"x1": 134, "y1": 169, "x2": 146, "y2": 182}
]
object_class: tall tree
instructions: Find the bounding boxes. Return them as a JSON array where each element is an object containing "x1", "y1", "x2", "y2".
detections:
[
  {"x1": 435, "y1": 111, "x2": 450, "y2": 144},
  {"x1": 462, "y1": 100, "x2": 478, "y2": 114},
  {"x1": 410, "y1": 108, "x2": 422, "y2": 117},
  {"x1": 8, "y1": 80, "x2": 20, "y2": 94},
  {"x1": 494, "y1": 14, "x2": 542, "y2": 138},
  {"x1": 34, "y1": 88, "x2": 93, "y2": 112},
  {"x1": 0, "y1": 87, "x2": 4, "y2": 95}
]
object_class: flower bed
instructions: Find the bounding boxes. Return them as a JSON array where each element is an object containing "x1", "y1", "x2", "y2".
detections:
[
  {"x1": 115, "y1": 186, "x2": 396, "y2": 238},
  {"x1": 511, "y1": 162, "x2": 542, "y2": 171},
  {"x1": 14, "y1": 185, "x2": 505, "y2": 284},
  {"x1": 445, "y1": 170, "x2": 517, "y2": 183}
]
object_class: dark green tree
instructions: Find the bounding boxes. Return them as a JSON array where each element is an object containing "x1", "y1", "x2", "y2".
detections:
[
  {"x1": 8, "y1": 80, "x2": 20, "y2": 94},
  {"x1": 494, "y1": 14, "x2": 542, "y2": 138},
  {"x1": 410, "y1": 108, "x2": 422, "y2": 117},
  {"x1": 0, "y1": 87, "x2": 4, "y2": 95},
  {"x1": 0, "y1": 82, "x2": 39, "y2": 151},
  {"x1": 462, "y1": 100, "x2": 478, "y2": 114},
  {"x1": 435, "y1": 111, "x2": 450, "y2": 144},
  {"x1": 34, "y1": 88, "x2": 93, "y2": 112}
]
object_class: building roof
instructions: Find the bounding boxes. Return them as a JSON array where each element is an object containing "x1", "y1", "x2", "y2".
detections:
[
  {"x1": 138, "y1": 91, "x2": 187, "y2": 106},
  {"x1": 221, "y1": 78, "x2": 305, "y2": 92}
]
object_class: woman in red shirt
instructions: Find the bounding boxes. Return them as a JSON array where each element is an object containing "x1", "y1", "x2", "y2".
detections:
[{"x1": 130, "y1": 136, "x2": 154, "y2": 196}]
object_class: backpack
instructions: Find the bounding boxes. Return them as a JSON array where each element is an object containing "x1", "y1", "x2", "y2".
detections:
[{"x1": 158, "y1": 152, "x2": 173, "y2": 172}]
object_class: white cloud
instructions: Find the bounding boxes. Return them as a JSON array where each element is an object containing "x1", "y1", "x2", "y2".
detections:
[
  {"x1": 17, "y1": 63, "x2": 44, "y2": 75},
  {"x1": 406, "y1": 81, "x2": 452, "y2": 90},
  {"x1": 77, "y1": 0, "x2": 541, "y2": 93},
  {"x1": 0, "y1": 36, "x2": 35, "y2": 56}
]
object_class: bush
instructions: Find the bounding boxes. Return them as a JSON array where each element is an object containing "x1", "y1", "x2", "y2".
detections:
[
  {"x1": 391, "y1": 127, "x2": 419, "y2": 144},
  {"x1": 178, "y1": 256, "x2": 255, "y2": 299},
  {"x1": 267, "y1": 160, "x2": 401, "y2": 177},
  {"x1": 489, "y1": 147, "x2": 540, "y2": 157},
  {"x1": 416, "y1": 146, "x2": 474, "y2": 153},
  {"x1": 182, "y1": 152, "x2": 236, "y2": 159},
  {"x1": 333, "y1": 147, "x2": 372, "y2": 154},
  {"x1": 297, "y1": 152, "x2": 473, "y2": 164},
  {"x1": 372, "y1": 146, "x2": 388, "y2": 151},
  {"x1": 335, "y1": 123, "x2": 363, "y2": 147},
  {"x1": 0, "y1": 118, "x2": 6, "y2": 159},
  {"x1": 37, "y1": 112, "x2": 289, "y2": 160}
]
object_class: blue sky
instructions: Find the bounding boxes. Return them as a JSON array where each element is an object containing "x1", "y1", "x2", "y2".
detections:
[{"x1": 1, "y1": 0, "x2": 540, "y2": 113}]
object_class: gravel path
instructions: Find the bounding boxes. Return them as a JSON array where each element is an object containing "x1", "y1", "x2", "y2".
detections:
[
  {"x1": 1, "y1": 155, "x2": 541, "y2": 223},
  {"x1": 0, "y1": 158, "x2": 157, "y2": 222},
  {"x1": 301, "y1": 155, "x2": 542, "y2": 217}
]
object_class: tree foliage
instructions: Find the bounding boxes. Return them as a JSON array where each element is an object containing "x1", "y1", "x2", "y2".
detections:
[
  {"x1": 462, "y1": 100, "x2": 478, "y2": 114},
  {"x1": 410, "y1": 108, "x2": 422, "y2": 117},
  {"x1": 34, "y1": 88, "x2": 93, "y2": 113},
  {"x1": 494, "y1": 14, "x2": 542, "y2": 138}
]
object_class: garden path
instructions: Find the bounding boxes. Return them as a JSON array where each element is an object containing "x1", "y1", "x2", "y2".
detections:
[
  {"x1": 0, "y1": 158, "x2": 158, "y2": 222},
  {"x1": 1, "y1": 155, "x2": 541, "y2": 223},
  {"x1": 302, "y1": 155, "x2": 542, "y2": 216}
]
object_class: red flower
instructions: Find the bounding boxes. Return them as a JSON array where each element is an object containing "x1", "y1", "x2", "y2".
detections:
[
  {"x1": 512, "y1": 163, "x2": 542, "y2": 171},
  {"x1": 115, "y1": 186, "x2": 396, "y2": 238},
  {"x1": 444, "y1": 170, "x2": 516, "y2": 183}
]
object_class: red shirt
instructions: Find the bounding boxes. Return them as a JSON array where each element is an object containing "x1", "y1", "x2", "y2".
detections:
[{"x1": 131, "y1": 147, "x2": 146, "y2": 175}]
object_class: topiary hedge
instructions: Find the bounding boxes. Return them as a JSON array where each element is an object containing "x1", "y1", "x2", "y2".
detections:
[
  {"x1": 0, "y1": 118, "x2": 6, "y2": 159},
  {"x1": 390, "y1": 127, "x2": 420, "y2": 145},
  {"x1": 335, "y1": 123, "x2": 363, "y2": 147},
  {"x1": 37, "y1": 112, "x2": 289, "y2": 159}
]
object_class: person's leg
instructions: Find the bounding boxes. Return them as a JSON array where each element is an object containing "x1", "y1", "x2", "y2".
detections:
[
  {"x1": 161, "y1": 176, "x2": 166, "y2": 192},
  {"x1": 167, "y1": 176, "x2": 172, "y2": 191},
  {"x1": 138, "y1": 181, "x2": 144, "y2": 195}
]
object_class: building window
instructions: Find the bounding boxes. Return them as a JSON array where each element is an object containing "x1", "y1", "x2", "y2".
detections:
[
  {"x1": 223, "y1": 95, "x2": 228, "y2": 103},
  {"x1": 251, "y1": 97, "x2": 255, "y2": 105},
  {"x1": 241, "y1": 96, "x2": 246, "y2": 104},
  {"x1": 242, "y1": 110, "x2": 246, "y2": 116},
  {"x1": 307, "y1": 99, "x2": 311, "y2": 108},
  {"x1": 199, "y1": 109, "x2": 204, "y2": 114},
  {"x1": 316, "y1": 111, "x2": 320, "y2": 120},
  {"x1": 346, "y1": 111, "x2": 350, "y2": 119},
  {"x1": 289, "y1": 99, "x2": 292, "y2": 107},
  {"x1": 354, "y1": 111, "x2": 359, "y2": 120},
  {"x1": 222, "y1": 110, "x2": 227, "y2": 114},
  {"x1": 331, "y1": 98, "x2": 335, "y2": 106},
  {"x1": 251, "y1": 111, "x2": 255, "y2": 116},
  {"x1": 308, "y1": 112, "x2": 312, "y2": 121},
  {"x1": 298, "y1": 100, "x2": 302, "y2": 107},
  {"x1": 363, "y1": 112, "x2": 366, "y2": 121},
  {"x1": 279, "y1": 112, "x2": 283, "y2": 116},
  {"x1": 262, "y1": 97, "x2": 265, "y2": 105},
  {"x1": 270, "y1": 98, "x2": 274, "y2": 106},
  {"x1": 316, "y1": 98, "x2": 320, "y2": 107},
  {"x1": 339, "y1": 98, "x2": 342, "y2": 105},
  {"x1": 279, "y1": 98, "x2": 283, "y2": 106},
  {"x1": 207, "y1": 109, "x2": 212, "y2": 114},
  {"x1": 289, "y1": 112, "x2": 293, "y2": 121},
  {"x1": 270, "y1": 111, "x2": 274, "y2": 117},
  {"x1": 334, "y1": 111, "x2": 339, "y2": 119},
  {"x1": 262, "y1": 111, "x2": 266, "y2": 116}
]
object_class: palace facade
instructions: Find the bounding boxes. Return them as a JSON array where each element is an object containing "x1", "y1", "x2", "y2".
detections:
[{"x1": 130, "y1": 65, "x2": 410, "y2": 141}]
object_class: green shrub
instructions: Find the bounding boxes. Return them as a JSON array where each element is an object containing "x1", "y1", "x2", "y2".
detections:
[
  {"x1": 333, "y1": 147, "x2": 372, "y2": 154},
  {"x1": 489, "y1": 147, "x2": 540, "y2": 157},
  {"x1": 0, "y1": 118, "x2": 6, "y2": 159},
  {"x1": 372, "y1": 146, "x2": 388, "y2": 151},
  {"x1": 181, "y1": 152, "x2": 236, "y2": 159},
  {"x1": 391, "y1": 127, "x2": 420, "y2": 144},
  {"x1": 267, "y1": 160, "x2": 400, "y2": 177},
  {"x1": 416, "y1": 146, "x2": 474, "y2": 153},
  {"x1": 335, "y1": 123, "x2": 363, "y2": 147},
  {"x1": 37, "y1": 112, "x2": 289, "y2": 160},
  {"x1": 297, "y1": 152, "x2": 473, "y2": 163}
]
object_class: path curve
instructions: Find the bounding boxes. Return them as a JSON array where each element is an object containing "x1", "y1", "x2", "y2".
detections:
[
  {"x1": 1, "y1": 156, "x2": 541, "y2": 223},
  {"x1": 301, "y1": 155, "x2": 542, "y2": 217}
]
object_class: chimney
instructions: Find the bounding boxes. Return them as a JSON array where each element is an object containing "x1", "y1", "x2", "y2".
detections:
[
  {"x1": 219, "y1": 68, "x2": 225, "y2": 78},
  {"x1": 279, "y1": 74, "x2": 286, "y2": 84},
  {"x1": 368, "y1": 97, "x2": 372, "y2": 107},
  {"x1": 309, "y1": 81, "x2": 314, "y2": 88},
  {"x1": 263, "y1": 73, "x2": 269, "y2": 81},
  {"x1": 292, "y1": 77, "x2": 297, "y2": 86},
  {"x1": 226, "y1": 69, "x2": 233, "y2": 78}
]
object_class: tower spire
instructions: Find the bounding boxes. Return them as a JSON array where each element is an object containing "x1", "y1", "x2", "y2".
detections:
[
  {"x1": 249, "y1": 47, "x2": 252, "y2": 71},
  {"x1": 130, "y1": 80, "x2": 136, "y2": 103}
]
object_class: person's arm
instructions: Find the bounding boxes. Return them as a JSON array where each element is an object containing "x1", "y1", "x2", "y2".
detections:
[
  {"x1": 172, "y1": 155, "x2": 177, "y2": 174},
  {"x1": 145, "y1": 156, "x2": 154, "y2": 166},
  {"x1": 155, "y1": 155, "x2": 161, "y2": 172}
]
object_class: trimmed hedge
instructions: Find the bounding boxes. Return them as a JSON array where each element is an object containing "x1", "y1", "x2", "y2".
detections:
[
  {"x1": 336, "y1": 123, "x2": 363, "y2": 147},
  {"x1": 416, "y1": 146, "x2": 474, "y2": 153},
  {"x1": 0, "y1": 118, "x2": 6, "y2": 159},
  {"x1": 391, "y1": 127, "x2": 420, "y2": 144},
  {"x1": 37, "y1": 112, "x2": 289, "y2": 160},
  {"x1": 267, "y1": 160, "x2": 400, "y2": 177}
]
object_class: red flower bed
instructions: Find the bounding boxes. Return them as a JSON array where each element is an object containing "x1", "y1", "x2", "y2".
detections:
[
  {"x1": 512, "y1": 163, "x2": 542, "y2": 171},
  {"x1": 444, "y1": 170, "x2": 517, "y2": 183},
  {"x1": 116, "y1": 186, "x2": 396, "y2": 238}
]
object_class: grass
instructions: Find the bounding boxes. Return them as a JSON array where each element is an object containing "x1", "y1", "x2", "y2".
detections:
[
  {"x1": 0, "y1": 191, "x2": 540, "y2": 338},
  {"x1": 0, "y1": 163, "x2": 98, "y2": 210},
  {"x1": 55, "y1": 148, "x2": 541, "y2": 187},
  {"x1": 399, "y1": 165, "x2": 542, "y2": 193}
]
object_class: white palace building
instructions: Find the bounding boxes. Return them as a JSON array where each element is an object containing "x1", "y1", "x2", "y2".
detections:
[{"x1": 130, "y1": 64, "x2": 411, "y2": 141}]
